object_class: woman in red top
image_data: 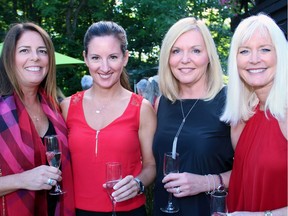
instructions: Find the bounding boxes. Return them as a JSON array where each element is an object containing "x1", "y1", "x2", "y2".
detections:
[
  {"x1": 61, "y1": 21, "x2": 156, "y2": 215},
  {"x1": 221, "y1": 14, "x2": 287, "y2": 215}
]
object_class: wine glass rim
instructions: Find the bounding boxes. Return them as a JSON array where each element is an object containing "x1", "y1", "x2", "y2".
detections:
[{"x1": 211, "y1": 191, "x2": 228, "y2": 197}]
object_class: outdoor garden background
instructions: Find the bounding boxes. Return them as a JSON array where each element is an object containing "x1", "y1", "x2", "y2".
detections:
[{"x1": 0, "y1": 0, "x2": 286, "y2": 215}]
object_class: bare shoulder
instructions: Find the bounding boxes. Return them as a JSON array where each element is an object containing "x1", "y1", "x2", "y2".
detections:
[
  {"x1": 60, "y1": 96, "x2": 72, "y2": 120},
  {"x1": 139, "y1": 98, "x2": 156, "y2": 124},
  {"x1": 141, "y1": 98, "x2": 156, "y2": 113}
]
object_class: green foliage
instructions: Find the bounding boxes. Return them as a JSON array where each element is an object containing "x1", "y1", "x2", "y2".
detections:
[
  {"x1": 0, "y1": 0, "x2": 234, "y2": 95},
  {"x1": 0, "y1": 1, "x2": 236, "y2": 213},
  {"x1": 223, "y1": 74, "x2": 229, "y2": 85}
]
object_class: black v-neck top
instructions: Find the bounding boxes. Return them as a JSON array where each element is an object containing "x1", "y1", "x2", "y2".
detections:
[
  {"x1": 152, "y1": 87, "x2": 234, "y2": 216},
  {"x1": 41, "y1": 120, "x2": 58, "y2": 216}
]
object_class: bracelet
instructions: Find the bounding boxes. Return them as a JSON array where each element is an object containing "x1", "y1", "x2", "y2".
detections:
[
  {"x1": 210, "y1": 174, "x2": 216, "y2": 192},
  {"x1": 264, "y1": 210, "x2": 273, "y2": 216},
  {"x1": 205, "y1": 174, "x2": 216, "y2": 195},
  {"x1": 217, "y1": 174, "x2": 225, "y2": 192}
]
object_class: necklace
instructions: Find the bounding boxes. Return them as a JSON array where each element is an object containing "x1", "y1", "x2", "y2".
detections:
[
  {"x1": 25, "y1": 104, "x2": 41, "y2": 121},
  {"x1": 171, "y1": 99, "x2": 199, "y2": 158},
  {"x1": 28, "y1": 112, "x2": 42, "y2": 122},
  {"x1": 95, "y1": 106, "x2": 105, "y2": 114},
  {"x1": 95, "y1": 103, "x2": 108, "y2": 114},
  {"x1": 32, "y1": 115, "x2": 40, "y2": 121}
]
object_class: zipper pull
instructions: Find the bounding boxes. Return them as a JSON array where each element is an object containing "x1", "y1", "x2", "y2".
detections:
[{"x1": 95, "y1": 130, "x2": 100, "y2": 156}]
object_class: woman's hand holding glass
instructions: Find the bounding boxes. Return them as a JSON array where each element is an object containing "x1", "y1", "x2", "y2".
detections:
[
  {"x1": 105, "y1": 162, "x2": 122, "y2": 216},
  {"x1": 104, "y1": 174, "x2": 140, "y2": 203},
  {"x1": 163, "y1": 172, "x2": 209, "y2": 197},
  {"x1": 161, "y1": 152, "x2": 180, "y2": 213},
  {"x1": 17, "y1": 165, "x2": 61, "y2": 191},
  {"x1": 44, "y1": 135, "x2": 66, "y2": 195}
]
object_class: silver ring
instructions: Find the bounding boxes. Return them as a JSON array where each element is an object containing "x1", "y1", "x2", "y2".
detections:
[
  {"x1": 47, "y1": 178, "x2": 53, "y2": 186},
  {"x1": 176, "y1": 187, "x2": 181, "y2": 194}
]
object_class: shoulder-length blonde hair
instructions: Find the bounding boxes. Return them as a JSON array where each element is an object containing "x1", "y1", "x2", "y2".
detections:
[
  {"x1": 158, "y1": 17, "x2": 223, "y2": 102},
  {"x1": 221, "y1": 13, "x2": 288, "y2": 125},
  {"x1": 0, "y1": 22, "x2": 58, "y2": 108}
]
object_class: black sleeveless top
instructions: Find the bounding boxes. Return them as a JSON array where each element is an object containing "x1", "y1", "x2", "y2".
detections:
[
  {"x1": 41, "y1": 120, "x2": 58, "y2": 216},
  {"x1": 152, "y1": 87, "x2": 234, "y2": 216}
]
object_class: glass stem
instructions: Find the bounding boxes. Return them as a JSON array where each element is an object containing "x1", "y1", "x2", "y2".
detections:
[
  {"x1": 55, "y1": 183, "x2": 61, "y2": 192},
  {"x1": 112, "y1": 200, "x2": 117, "y2": 216},
  {"x1": 168, "y1": 192, "x2": 173, "y2": 205},
  {"x1": 166, "y1": 192, "x2": 175, "y2": 210}
]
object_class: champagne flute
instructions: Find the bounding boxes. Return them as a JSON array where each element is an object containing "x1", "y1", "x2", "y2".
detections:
[
  {"x1": 210, "y1": 191, "x2": 228, "y2": 216},
  {"x1": 106, "y1": 162, "x2": 122, "y2": 216},
  {"x1": 44, "y1": 135, "x2": 66, "y2": 195},
  {"x1": 160, "y1": 152, "x2": 180, "y2": 213}
]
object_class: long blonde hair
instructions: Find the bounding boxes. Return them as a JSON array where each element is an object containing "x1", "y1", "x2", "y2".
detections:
[{"x1": 221, "y1": 13, "x2": 288, "y2": 125}]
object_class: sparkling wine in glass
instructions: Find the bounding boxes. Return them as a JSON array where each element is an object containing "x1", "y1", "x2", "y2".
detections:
[
  {"x1": 106, "y1": 162, "x2": 122, "y2": 216},
  {"x1": 160, "y1": 152, "x2": 180, "y2": 213},
  {"x1": 44, "y1": 135, "x2": 66, "y2": 195}
]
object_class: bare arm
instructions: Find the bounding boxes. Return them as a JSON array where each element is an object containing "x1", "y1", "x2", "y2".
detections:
[
  {"x1": 163, "y1": 122, "x2": 240, "y2": 197},
  {"x1": 112, "y1": 98, "x2": 157, "y2": 202},
  {"x1": 229, "y1": 207, "x2": 288, "y2": 216},
  {"x1": 164, "y1": 171, "x2": 232, "y2": 198},
  {"x1": 60, "y1": 96, "x2": 72, "y2": 121},
  {"x1": 208, "y1": 123, "x2": 246, "y2": 193},
  {"x1": 0, "y1": 165, "x2": 61, "y2": 196},
  {"x1": 136, "y1": 98, "x2": 157, "y2": 186}
]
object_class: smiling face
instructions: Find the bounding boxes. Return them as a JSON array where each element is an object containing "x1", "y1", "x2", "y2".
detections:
[
  {"x1": 84, "y1": 35, "x2": 129, "y2": 89},
  {"x1": 169, "y1": 29, "x2": 209, "y2": 92},
  {"x1": 15, "y1": 30, "x2": 49, "y2": 89},
  {"x1": 237, "y1": 29, "x2": 276, "y2": 94}
]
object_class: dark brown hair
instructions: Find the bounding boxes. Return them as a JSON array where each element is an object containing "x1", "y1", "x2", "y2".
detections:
[
  {"x1": 0, "y1": 22, "x2": 58, "y2": 108},
  {"x1": 83, "y1": 21, "x2": 131, "y2": 90}
]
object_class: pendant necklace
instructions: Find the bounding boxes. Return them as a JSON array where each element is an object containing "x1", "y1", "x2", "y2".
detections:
[
  {"x1": 171, "y1": 99, "x2": 199, "y2": 158},
  {"x1": 95, "y1": 106, "x2": 104, "y2": 114},
  {"x1": 95, "y1": 104, "x2": 107, "y2": 114},
  {"x1": 33, "y1": 116, "x2": 40, "y2": 121},
  {"x1": 29, "y1": 112, "x2": 41, "y2": 122},
  {"x1": 25, "y1": 103, "x2": 41, "y2": 121}
]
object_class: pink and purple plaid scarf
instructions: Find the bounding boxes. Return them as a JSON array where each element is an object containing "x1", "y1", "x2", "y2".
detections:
[{"x1": 0, "y1": 89, "x2": 75, "y2": 216}]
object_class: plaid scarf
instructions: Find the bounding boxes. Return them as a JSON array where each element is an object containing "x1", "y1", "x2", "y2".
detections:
[{"x1": 0, "y1": 90, "x2": 75, "y2": 216}]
